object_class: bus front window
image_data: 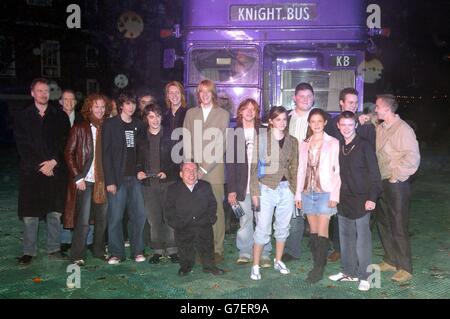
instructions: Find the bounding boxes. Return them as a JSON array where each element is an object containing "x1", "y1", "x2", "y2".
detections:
[{"x1": 188, "y1": 48, "x2": 259, "y2": 85}]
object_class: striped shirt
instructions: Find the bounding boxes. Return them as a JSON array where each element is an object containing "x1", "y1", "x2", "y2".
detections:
[{"x1": 288, "y1": 108, "x2": 312, "y2": 142}]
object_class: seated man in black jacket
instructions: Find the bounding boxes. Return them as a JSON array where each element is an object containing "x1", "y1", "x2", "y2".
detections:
[{"x1": 165, "y1": 161, "x2": 225, "y2": 276}]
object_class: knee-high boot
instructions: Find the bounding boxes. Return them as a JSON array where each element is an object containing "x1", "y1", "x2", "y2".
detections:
[
  {"x1": 306, "y1": 235, "x2": 328, "y2": 284},
  {"x1": 306, "y1": 233, "x2": 318, "y2": 282}
]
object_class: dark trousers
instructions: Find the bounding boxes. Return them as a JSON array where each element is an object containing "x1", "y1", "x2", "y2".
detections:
[
  {"x1": 330, "y1": 214, "x2": 341, "y2": 252},
  {"x1": 376, "y1": 179, "x2": 412, "y2": 273},
  {"x1": 142, "y1": 182, "x2": 177, "y2": 255},
  {"x1": 70, "y1": 182, "x2": 108, "y2": 260},
  {"x1": 175, "y1": 224, "x2": 215, "y2": 271},
  {"x1": 283, "y1": 214, "x2": 305, "y2": 258}
]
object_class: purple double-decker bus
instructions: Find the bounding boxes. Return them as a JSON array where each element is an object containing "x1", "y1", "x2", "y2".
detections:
[{"x1": 181, "y1": 0, "x2": 367, "y2": 119}]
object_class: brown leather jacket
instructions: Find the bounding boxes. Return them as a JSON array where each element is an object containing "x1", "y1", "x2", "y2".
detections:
[{"x1": 63, "y1": 121, "x2": 95, "y2": 228}]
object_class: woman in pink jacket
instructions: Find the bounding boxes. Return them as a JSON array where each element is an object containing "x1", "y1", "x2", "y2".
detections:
[{"x1": 295, "y1": 108, "x2": 341, "y2": 283}]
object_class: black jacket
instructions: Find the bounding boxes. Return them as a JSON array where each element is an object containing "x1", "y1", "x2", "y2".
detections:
[
  {"x1": 136, "y1": 127, "x2": 180, "y2": 183},
  {"x1": 162, "y1": 107, "x2": 187, "y2": 137},
  {"x1": 325, "y1": 113, "x2": 376, "y2": 148},
  {"x1": 225, "y1": 126, "x2": 259, "y2": 201},
  {"x1": 339, "y1": 135, "x2": 382, "y2": 217},
  {"x1": 14, "y1": 104, "x2": 70, "y2": 217},
  {"x1": 165, "y1": 180, "x2": 217, "y2": 230},
  {"x1": 102, "y1": 115, "x2": 145, "y2": 187}
]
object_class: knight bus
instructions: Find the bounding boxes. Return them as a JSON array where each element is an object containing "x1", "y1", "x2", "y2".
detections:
[{"x1": 174, "y1": 0, "x2": 368, "y2": 120}]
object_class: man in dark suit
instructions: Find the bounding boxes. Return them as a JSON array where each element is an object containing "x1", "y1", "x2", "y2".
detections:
[
  {"x1": 324, "y1": 88, "x2": 376, "y2": 263},
  {"x1": 102, "y1": 93, "x2": 147, "y2": 265},
  {"x1": 15, "y1": 78, "x2": 71, "y2": 265},
  {"x1": 165, "y1": 162, "x2": 224, "y2": 276}
]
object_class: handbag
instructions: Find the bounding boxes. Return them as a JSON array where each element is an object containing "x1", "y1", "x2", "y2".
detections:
[
  {"x1": 231, "y1": 203, "x2": 245, "y2": 218},
  {"x1": 257, "y1": 131, "x2": 268, "y2": 179}
]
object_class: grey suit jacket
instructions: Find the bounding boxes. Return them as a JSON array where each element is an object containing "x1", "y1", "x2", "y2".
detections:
[{"x1": 183, "y1": 106, "x2": 230, "y2": 184}]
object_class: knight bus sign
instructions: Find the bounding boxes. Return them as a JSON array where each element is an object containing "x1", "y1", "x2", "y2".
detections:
[
  {"x1": 172, "y1": 0, "x2": 380, "y2": 119},
  {"x1": 230, "y1": 3, "x2": 317, "y2": 22}
]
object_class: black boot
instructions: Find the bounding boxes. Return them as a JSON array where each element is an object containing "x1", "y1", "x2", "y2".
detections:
[
  {"x1": 306, "y1": 234, "x2": 318, "y2": 282},
  {"x1": 306, "y1": 236, "x2": 328, "y2": 284}
]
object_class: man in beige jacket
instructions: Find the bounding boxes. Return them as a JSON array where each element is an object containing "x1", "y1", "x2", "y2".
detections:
[
  {"x1": 183, "y1": 80, "x2": 230, "y2": 263},
  {"x1": 375, "y1": 94, "x2": 420, "y2": 283}
]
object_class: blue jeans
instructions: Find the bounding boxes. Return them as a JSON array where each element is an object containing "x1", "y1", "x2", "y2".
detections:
[
  {"x1": 236, "y1": 194, "x2": 271, "y2": 258},
  {"x1": 61, "y1": 226, "x2": 94, "y2": 245},
  {"x1": 107, "y1": 176, "x2": 147, "y2": 259},
  {"x1": 254, "y1": 181, "x2": 294, "y2": 245},
  {"x1": 338, "y1": 213, "x2": 372, "y2": 280},
  {"x1": 23, "y1": 212, "x2": 62, "y2": 256}
]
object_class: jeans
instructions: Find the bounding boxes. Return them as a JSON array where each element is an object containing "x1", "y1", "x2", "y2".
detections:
[
  {"x1": 254, "y1": 181, "x2": 294, "y2": 245},
  {"x1": 23, "y1": 212, "x2": 62, "y2": 256},
  {"x1": 236, "y1": 194, "x2": 271, "y2": 258},
  {"x1": 338, "y1": 214, "x2": 372, "y2": 280},
  {"x1": 61, "y1": 226, "x2": 94, "y2": 245},
  {"x1": 376, "y1": 179, "x2": 413, "y2": 273},
  {"x1": 70, "y1": 182, "x2": 108, "y2": 260},
  {"x1": 142, "y1": 182, "x2": 177, "y2": 255},
  {"x1": 107, "y1": 176, "x2": 147, "y2": 259},
  {"x1": 283, "y1": 212, "x2": 305, "y2": 258}
]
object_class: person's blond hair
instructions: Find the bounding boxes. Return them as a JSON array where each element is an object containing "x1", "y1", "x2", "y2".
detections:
[
  {"x1": 196, "y1": 79, "x2": 218, "y2": 108},
  {"x1": 165, "y1": 81, "x2": 187, "y2": 109}
]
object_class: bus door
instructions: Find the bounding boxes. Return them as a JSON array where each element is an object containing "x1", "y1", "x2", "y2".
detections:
[{"x1": 263, "y1": 46, "x2": 359, "y2": 115}]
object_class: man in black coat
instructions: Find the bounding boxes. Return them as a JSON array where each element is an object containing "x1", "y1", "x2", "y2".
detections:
[
  {"x1": 102, "y1": 93, "x2": 147, "y2": 264},
  {"x1": 14, "y1": 78, "x2": 71, "y2": 265},
  {"x1": 328, "y1": 111, "x2": 382, "y2": 291},
  {"x1": 324, "y1": 88, "x2": 376, "y2": 263},
  {"x1": 165, "y1": 162, "x2": 225, "y2": 276}
]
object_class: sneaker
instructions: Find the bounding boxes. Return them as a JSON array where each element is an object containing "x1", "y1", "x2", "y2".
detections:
[
  {"x1": 134, "y1": 254, "x2": 146, "y2": 263},
  {"x1": 328, "y1": 272, "x2": 359, "y2": 282},
  {"x1": 391, "y1": 269, "x2": 412, "y2": 282},
  {"x1": 108, "y1": 256, "x2": 122, "y2": 265},
  {"x1": 73, "y1": 259, "x2": 85, "y2": 266},
  {"x1": 378, "y1": 261, "x2": 397, "y2": 272},
  {"x1": 167, "y1": 253, "x2": 179, "y2": 264},
  {"x1": 358, "y1": 280, "x2": 371, "y2": 291},
  {"x1": 236, "y1": 256, "x2": 251, "y2": 264},
  {"x1": 148, "y1": 254, "x2": 163, "y2": 264},
  {"x1": 250, "y1": 265, "x2": 261, "y2": 280},
  {"x1": 260, "y1": 256, "x2": 271, "y2": 268},
  {"x1": 274, "y1": 259, "x2": 290, "y2": 275}
]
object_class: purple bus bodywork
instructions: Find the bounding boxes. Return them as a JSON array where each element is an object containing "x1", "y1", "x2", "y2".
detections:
[{"x1": 182, "y1": 0, "x2": 367, "y2": 119}]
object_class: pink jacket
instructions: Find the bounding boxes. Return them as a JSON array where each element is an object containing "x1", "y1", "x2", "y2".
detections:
[{"x1": 295, "y1": 132, "x2": 341, "y2": 202}]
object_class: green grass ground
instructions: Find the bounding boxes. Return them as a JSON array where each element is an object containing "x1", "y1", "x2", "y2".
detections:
[{"x1": 0, "y1": 148, "x2": 449, "y2": 299}]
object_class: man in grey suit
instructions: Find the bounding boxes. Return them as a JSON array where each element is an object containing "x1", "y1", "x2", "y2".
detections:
[{"x1": 183, "y1": 79, "x2": 230, "y2": 263}]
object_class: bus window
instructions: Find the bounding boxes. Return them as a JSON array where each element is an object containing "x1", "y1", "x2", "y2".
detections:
[
  {"x1": 188, "y1": 48, "x2": 259, "y2": 85},
  {"x1": 280, "y1": 70, "x2": 355, "y2": 112}
]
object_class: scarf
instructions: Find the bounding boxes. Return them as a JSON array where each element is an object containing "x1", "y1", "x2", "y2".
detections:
[{"x1": 89, "y1": 114, "x2": 106, "y2": 204}]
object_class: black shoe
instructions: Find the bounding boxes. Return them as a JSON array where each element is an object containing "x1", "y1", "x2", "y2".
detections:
[
  {"x1": 167, "y1": 253, "x2": 179, "y2": 264},
  {"x1": 282, "y1": 253, "x2": 298, "y2": 263},
  {"x1": 48, "y1": 251, "x2": 68, "y2": 260},
  {"x1": 17, "y1": 255, "x2": 33, "y2": 265},
  {"x1": 60, "y1": 243, "x2": 71, "y2": 253},
  {"x1": 203, "y1": 266, "x2": 225, "y2": 275},
  {"x1": 178, "y1": 267, "x2": 192, "y2": 276},
  {"x1": 148, "y1": 254, "x2": 163, "y2": 264}
]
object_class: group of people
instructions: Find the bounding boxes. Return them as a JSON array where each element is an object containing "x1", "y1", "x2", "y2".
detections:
[{"x1": 14, "y1": 77, "x2": 420, "y2": 291}]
